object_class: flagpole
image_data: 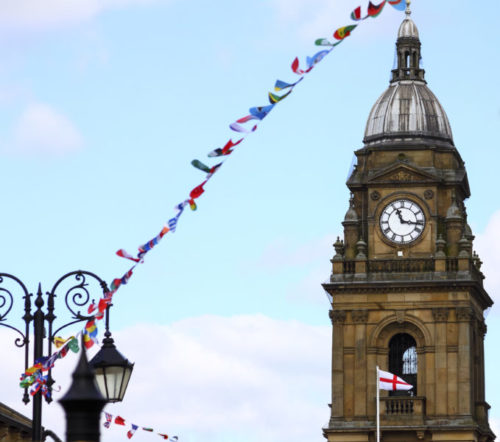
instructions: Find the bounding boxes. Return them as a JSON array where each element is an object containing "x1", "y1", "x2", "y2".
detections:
[{"x1": 376, "y1": 365, "x2": 380, "y2": 442}]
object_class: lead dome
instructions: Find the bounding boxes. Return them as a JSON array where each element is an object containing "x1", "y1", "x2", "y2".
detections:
[{"x1": 363, "y1": 11, "x2": 453, "y2": 146}]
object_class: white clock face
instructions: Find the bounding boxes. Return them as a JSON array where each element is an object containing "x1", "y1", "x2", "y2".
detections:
[{"x1": 379, "y1": 199, "x2": 426, "y2": 244}]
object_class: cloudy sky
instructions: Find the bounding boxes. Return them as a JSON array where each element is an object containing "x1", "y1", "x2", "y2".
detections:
[{"x1": 0, "y1": 1, "x2": 499, "y2": 441}]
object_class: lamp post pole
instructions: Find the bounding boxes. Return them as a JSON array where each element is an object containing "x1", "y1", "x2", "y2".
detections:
[{"x1": 0, "y1": 270, "x2": 109, "y2": 442}]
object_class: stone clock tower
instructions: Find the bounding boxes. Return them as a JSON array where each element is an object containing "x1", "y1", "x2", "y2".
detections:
[{"x1": 322, "y1": 6, "x2": 494, "y2": 442}]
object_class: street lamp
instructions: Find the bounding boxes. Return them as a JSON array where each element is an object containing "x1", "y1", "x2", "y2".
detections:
[
  {"x1": 89, "y1": 308, "x2": 134, "y2": 402},
  {"x1": 0, "y1": 270, "x2": 133, "y2": 442}
]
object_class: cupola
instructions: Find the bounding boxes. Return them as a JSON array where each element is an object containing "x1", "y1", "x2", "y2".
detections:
[{"x1": 363, "y1": 2, "x2": 454, "y2": 146}]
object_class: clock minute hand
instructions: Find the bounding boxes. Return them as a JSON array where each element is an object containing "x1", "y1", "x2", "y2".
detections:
[
  {"x1": 395, "y1": 209, "x2": 404, "y2": 222},
  {"x1": 404, "y1": 220, "x2": 424, "y2": 225}
]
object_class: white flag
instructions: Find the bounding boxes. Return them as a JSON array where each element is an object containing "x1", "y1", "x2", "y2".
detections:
[{"x1": 378, "y1": 369, "x2": 413, "y2": 391}]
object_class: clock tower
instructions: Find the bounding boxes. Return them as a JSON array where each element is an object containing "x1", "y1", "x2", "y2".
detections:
[{"x1": 323, "y1": 5, "x2": 494, "y2": 442}]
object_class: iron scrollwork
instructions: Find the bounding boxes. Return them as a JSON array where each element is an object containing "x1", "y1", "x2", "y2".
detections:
[{"x1": 0, "y1": 273, "x2": 30, "y2": 348}]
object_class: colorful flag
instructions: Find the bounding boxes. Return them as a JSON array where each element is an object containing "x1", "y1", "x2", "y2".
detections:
[
  {"x1": 189, "y1": 198, "x2": 197, "y2": 211},
  {"x1": 53, "y1": 336, "x2": 70, "y2": 348},
  {"x1": 314, "y1": 38, "x2": 342, "y2": 47},
  {"x1": 24, "y1": 363, "x2": 43, "y2": 376},
  {"x1": 274, "y1": 78, "x2": 302, "y2": 91},
  {"x1": 190, "y1": 181, "x2": 207, "y2": 200},
  {"x1": 142, "y1": 428, "x2": 154, "y2": 432},
  {"x1": 306, "y1": 49, "x2": 330, "y2": 69},
  {"x1": 83, "y1": 331, "x2": 97, "y2": 349},
  {"x1": 104, "y1": 412, "x2": 113, "y2": 429},
  {"x1": 351, "y1": 6, "x2": 362, "y2": 20},
  {"x1": 115, "y1": 416, "x2": 126, "y2": 426},
  {"x1": 66, "y1": 336, "x2": 80, "y2": 354},
  {"x1": 42, "y1": 353, "x2": 59, "y2": 371},
  {"x1": 268, "y1": 90, "x2": 292, "y2": 104},
  {"x1": 110, "y1": 277, "x2": 123, "y2": 291},
  {"x1": 333, "y1": 25, "x2": 357, "y2": 40},
  {"x1": 235, "y1": 114, "x2": 257, "y2": 123},
  {"x1": 388, "y1": 0, "x2": 406, "y2": 10},
  {"x1": 249, "y1": 104, "x2": 274, "y2": 120},
  {"x1": 229, "y1": 122, "x2": 257, "y2": 133},
  {"x1": 98, "y1": 296, "x2": 112, "y2": 313},
  {"x1": 367, "y1": 0, "x2": 386, "y2": 17},
  {"x1": 206, "y1": 162, "x2": 222, "y2": 179},
  {"x1": 208, "y1": 138, "x2": 243, "y2": 157},
  {"x1": 168, "y1": 214, "x2": 181, "y2": 232},
  {"x1": 158, "y1": 435, "x2": 169, "y2": 440},
  {"x1": 378, "y1": 369, "x2": 413, "y2": 391},
  {"x1": 170, "y1": 437, "x2": 178, "y2": 441},
  {"x1": 291, "y1": 57, "x2": 312, "y2": 75},
  {"x1": 138, "y1": 226, "x2": 169, "y2": 258},
  {"x1": 127, "y1": 424, "x2": 139, "y2": 439},
  {"x1": 116, "y1": 249, "x2": 142, "y2": 263}
]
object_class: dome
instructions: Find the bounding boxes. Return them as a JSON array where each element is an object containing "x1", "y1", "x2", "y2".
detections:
[
  {"x1": 398, "y1": 17, "x2": 419, "y2": 39},
  {"x1": 364, "y1": 81, "x2": 453, "y2": 144},
  {"x1": 363, "y1": 11, "x2": 454, "y2": 146}
]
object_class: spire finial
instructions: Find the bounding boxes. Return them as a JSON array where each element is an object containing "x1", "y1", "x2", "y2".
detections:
[{"x1": 405, "y1": 0, "x2": 411, "y2": 17}]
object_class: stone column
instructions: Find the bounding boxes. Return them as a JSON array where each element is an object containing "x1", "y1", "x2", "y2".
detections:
[
  {"x1": 446, "y1": 318, "x2": 458, "y2": 416},
  {"x1": 352, "y1": 310, "x2": 368, "y2": 418},
  {"x1": 456, "y1": 307, "x2": 474, "y2": 417},
  {"x1": 344, "y1": 313, "x2": 355, "y2": 418},
  {"x1": 330, "y1": 310, "x2": 346, "y2": 420},
  {"x1": 432, "y1": 308, "x2": 449, "y2": 416}
]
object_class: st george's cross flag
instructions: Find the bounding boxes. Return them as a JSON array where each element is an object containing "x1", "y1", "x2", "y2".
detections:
[{"x1": 378, "y1": 369, "x2": 413, "y2": 391}]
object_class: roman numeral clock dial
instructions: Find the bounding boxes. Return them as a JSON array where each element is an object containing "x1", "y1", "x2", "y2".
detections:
[{"x1": 379, "y1": 199, "x2": 426, "y2": 244}]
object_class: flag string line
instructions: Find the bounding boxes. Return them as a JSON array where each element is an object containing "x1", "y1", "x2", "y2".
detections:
[
  {"x1": 103, "y1": 413, "x2": 179, "y2": 440},
  {"x1": 18, "y1": 1, "x2": 407, "y2": 438}
]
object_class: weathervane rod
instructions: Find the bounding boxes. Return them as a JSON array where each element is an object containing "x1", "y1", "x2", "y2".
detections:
[{"x1": 406, "y1": 0, "x2": 411, "y2": 16}]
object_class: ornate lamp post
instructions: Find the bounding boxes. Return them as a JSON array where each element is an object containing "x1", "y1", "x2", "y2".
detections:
[{"x1": 0, "y1": 270, "x2": 133, "y2": 442}]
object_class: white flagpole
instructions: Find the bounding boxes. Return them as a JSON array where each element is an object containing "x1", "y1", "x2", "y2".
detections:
[{"x1": 376, "y1": 365, "x2": 380, "y2": 442}]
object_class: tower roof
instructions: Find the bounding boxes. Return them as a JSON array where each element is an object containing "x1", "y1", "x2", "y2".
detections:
[{"x1": 363, "y1": 7, "x2": 454, "y2": 146}]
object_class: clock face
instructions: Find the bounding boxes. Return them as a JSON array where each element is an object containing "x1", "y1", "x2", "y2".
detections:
[{"x1": 379, "y1": 199, "x2": 426, "y2": 244}]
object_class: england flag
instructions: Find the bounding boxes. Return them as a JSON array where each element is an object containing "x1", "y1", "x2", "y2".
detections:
[{"x1": 378, "y1": 368, "x2": 413, "y2": 391}]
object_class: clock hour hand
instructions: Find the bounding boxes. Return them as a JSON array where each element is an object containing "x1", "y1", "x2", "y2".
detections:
[{"x1": 403, "y1": 220, "x2": 424, "y2": 225}]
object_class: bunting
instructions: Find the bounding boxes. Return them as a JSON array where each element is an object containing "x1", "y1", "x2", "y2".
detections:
[
  {"x1": 102, "y1": 412, "x2": 179, "y2": 440},
  {"x1": 16, "y1": 1, "x2": 406, "y2": 438}
]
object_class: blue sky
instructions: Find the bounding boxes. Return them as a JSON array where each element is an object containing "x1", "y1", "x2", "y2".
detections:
[{"x1": 0, "y1": 1, "x2": 499, "y2": 441}]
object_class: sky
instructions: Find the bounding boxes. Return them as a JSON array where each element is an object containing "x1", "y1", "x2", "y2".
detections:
[{"x1": 0, "y1": 0, "x2": 499, "y2": 441}]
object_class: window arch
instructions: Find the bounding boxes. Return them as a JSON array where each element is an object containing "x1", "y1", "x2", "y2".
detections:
[{"x1": 389, "y1": 333, "x2": 417, "y2": 395}]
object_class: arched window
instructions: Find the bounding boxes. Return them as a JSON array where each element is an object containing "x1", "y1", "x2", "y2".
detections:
[{"x1": 389, "y1": 333, "x2": 417, "y2": 395}]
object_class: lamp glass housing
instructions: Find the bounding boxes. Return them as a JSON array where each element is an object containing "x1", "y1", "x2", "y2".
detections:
[{"x1": 94, "y1": 365, "x2": 133, "y2": 403}]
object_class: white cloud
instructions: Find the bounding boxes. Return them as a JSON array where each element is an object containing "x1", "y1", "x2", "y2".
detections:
[
  {"x1": 0, "y1": 315, "x2": 330, "y2": 442},
  {"x1": 0, "y1": 0, "x2": 169, "y2": 30},
  {"x1": 4, "y1": 102, "x2": 83, "y2": 155},
  {"x1": 474, "y1": 210, "x2": 500, "y2": 305}
]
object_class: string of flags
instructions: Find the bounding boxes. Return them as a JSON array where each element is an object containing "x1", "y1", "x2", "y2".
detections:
[
  {"x1": 17, "y1": 0, "x2": 408, "y2": 438},
  {"x1": 104, "y1": 413, "x2": 178, "y2": 440}
]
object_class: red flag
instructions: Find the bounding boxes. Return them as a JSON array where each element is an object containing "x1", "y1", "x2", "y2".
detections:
[
  {"x1": 158, "y1": 434, "x2": 169, "y2": 440},
  {"x1": 350, "y1": 6, "x2": 362, "y2": 20},
  {"x1": 190, "y1": 180, "x2": 207, "y2": 200},
  {"x1": 115, "y1": 416, "x2": 126, "y2": 425},
  {"x1": 367, "y1": 0, "x2": 386, "y2": 17},
  {"x1": 291, "y1": 57, "x2": 303, "y2": 75},
  {"x1": 221, "y1": 138, "x2": 242, "y2": 155},
  {"x1": 98, "y1": 297, "x2": 112, "y2": 313}
]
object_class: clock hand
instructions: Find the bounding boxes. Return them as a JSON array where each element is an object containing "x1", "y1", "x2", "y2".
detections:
[
  {"x1": 403, "y1": 220, "x2": 424, "y2": 225},
  {"x1": 395, "y1": 209, "x2": 404, "y2": 223}
]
